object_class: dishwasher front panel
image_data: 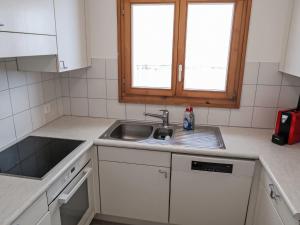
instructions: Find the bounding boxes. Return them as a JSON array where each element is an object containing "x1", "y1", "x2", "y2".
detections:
[{"x1": 170, "y1": 154, "x2": 256, "y2": 225}]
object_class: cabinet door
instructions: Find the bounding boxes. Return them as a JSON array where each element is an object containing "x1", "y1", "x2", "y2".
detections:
[
  {"x1": 253, "y1": 184, "x2": 284, "y2": 225},
  {"x1": 281, "y1": 0, "x2": 300, "y2": 77},
  {"x1": 24, "y1": 0, "x2": 56, "y2": 35},
  {"x1": 99, "y1": 161, "x2": 170, "y2": 223},
  {"x1": 54, "y1": 0, "x2": 88, "y2": 71},
  {"x1": 0, "y1": 0, "x2": 55, "y2": 35}
]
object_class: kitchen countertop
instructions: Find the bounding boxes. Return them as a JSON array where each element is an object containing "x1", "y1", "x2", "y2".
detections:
[
  {"x1": 0, "y1": 116, "x2": 300, "y2": 225},
  {"x1": 0, "y1": 117, "x2": 115, "y2": 225}
]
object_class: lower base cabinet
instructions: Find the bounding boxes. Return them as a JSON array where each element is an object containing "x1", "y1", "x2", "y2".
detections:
[
  {"x1": 99, "y1": 161, "x2": 170, "y2": 223},
  {"x1": 253, "y1": 184, "x2": 284, "y2": 225}
]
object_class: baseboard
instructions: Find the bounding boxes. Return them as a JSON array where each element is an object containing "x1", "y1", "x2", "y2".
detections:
[{"x1": 94, "y1": 214, "x2": 174, "y2": 225}]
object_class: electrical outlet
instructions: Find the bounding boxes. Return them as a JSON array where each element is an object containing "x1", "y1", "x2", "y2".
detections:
[{"x1": 44, "y1": 104, "x2": 51, "y2": 114}]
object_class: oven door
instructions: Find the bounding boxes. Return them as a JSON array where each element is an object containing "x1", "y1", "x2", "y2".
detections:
[{"x1": 49, "y1": 162, "x2": 94, "y2": 225}]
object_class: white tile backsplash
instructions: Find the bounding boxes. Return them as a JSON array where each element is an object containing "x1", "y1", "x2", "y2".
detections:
[
  {"x1": 0, "y1": 90, "x2": 12, "y2": 119},
  {"x1": 194, "y1": 107, "x2": 209, "y2": 125},
  {"x1": 240, "y1": 85, "x2": 256, "y2": 107},
  {"x1": 70, "y1": 78, "x2": 88, "y2": 98},
  {"x1": 87, "y1": 58, "x2": 106, "y2": 79},
  {"x1": 282, "y1": 74, "x2": 300, "y2": 87},
  {"x1": 6, "y1": 61, "x2": 27, "y2": 88},
  {"x1": 278, "y1": 86, "x2": 300, "y2": 108},
  {"x1": 13, "y1": 110, "x2": 32, "y2": 138},
  {"x1": 208, "y1": 109, "x2": 231, "y2": 126},
  {"x1": 0, "y1": 63, "x2": 8, "y2": 91},
  {"x1": 0, "y1": 117, "x2": 16, "y2": 148},
  {"x1": 106, "y1": 58, "x2": 118, "y2": 79},
  {"x1": 230, "y1": 107, "x2": 254, "y2": 127},
  {"x1": 26, "y1": 72, "x2": 42, "y2": 85},
  {"x1": 71, "y1": 98, "x2": 89, "y2": 116},
  {"x1": 258, "y1": 63, "x2": 283, "y2": 85},
  {"x1": 87, "y1": 79, "x2": 106, "y2": 98},
  {"x1": 52, "y1": 59, "x2": 300, "y2": 129},
  {"x1": 28, "y1": 83, "x2": 44, "y2": 107},
  {"x1": 89, "y1": 98, "x2": 107, "y2": 118},
  {"x1": 243, "y1": 62, "x2": 259, "y2": 85},
  {"x1": 106, "y1": 79, "x2": 118, "y2": 99},
  {"x1": 255, "y1": 85, "x2": 281, "y2": 107},
  {"x1": 125, "y1": 104, "x2": 146, "y2": 121},
  {"x1": 10, "y1": 86, "x2": 29, "y2": 114},
  {"x1": 43, "y1": 79, "x2": 57, "y2": 102},
  {"x1": 107, "y1": 100, "x2": 126, "y2": 119},
  {"x1": 252, "y1": 107, "x2": 277, "y2": 129},
  {"x1": 0, "y1": 60, "x2": 62, "y2": 149}
]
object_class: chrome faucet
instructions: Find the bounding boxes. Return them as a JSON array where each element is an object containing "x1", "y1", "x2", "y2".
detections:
[{"x1": 144, "y1": 110, "x2": 170, "y2": 127}]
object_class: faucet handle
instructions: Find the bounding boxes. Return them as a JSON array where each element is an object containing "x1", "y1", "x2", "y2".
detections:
[{"x1": 160, "y1": 109, "x2": 169, "y2": 114}]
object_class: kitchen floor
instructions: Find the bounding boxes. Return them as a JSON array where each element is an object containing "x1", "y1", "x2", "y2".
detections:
[{"x1": 90, "y1": 220, "x2": 125, "y2": 225}]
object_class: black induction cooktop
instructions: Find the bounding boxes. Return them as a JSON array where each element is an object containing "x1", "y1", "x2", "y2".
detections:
[{"x1": 0, "y1": 136, "x2": 84, "y2": 179}]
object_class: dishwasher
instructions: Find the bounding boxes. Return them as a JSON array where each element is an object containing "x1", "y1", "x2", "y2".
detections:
[{"x1": 170, "y1": 154, "x2": 255, "y2": 225}]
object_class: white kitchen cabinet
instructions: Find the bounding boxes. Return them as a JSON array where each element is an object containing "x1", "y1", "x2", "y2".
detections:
[
  {"x1": 17, "y1": 0, "x2": 89, "y2": 72},
  {"x1": 98, "y1": 147, "x2": 171, "y2": 223},
  {"x1": 253, "y1": 184, "x2": 284, "y2": 225},
  {"x1": 0, "y1": 0, "x2": 57, "y2": 58},
  {"x1": 253, "y1": 169, "x2": 299, "y2": 225},
  {"x1": 12, "y1": 193, "x2": 48, "y2": 225},
  {"x1": 0, "y1": 33, "x2": 57, "y2": 58},
  {"x1": 280, "y1": 0, "x2": 300, "y2": 77},
  {"x1": 0, "y1": 0, "x2": 55, "y2": 35}
]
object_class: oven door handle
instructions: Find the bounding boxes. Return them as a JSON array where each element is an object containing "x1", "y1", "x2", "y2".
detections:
[{"x1": 58, "y1": 167, "x2": 92, "y2": 205}]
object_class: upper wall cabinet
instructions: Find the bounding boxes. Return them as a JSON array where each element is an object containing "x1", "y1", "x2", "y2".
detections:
[
  {"x1": 0, "y1": 0, "x2": 57, "y2": 58},
  {"x1": 17, "y1": 0, "x2": 89, "y2": 73},
  {"x1": 280, "y1": 0, "x2": 300, "y2": 78},
  {"x1": 0, "y1": 0, "x2": 56, "y2": 35}
]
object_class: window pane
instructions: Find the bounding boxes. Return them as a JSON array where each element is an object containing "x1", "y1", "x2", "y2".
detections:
[
  {"x1": 184, "y1": 3, "x2": 234, "y2": 91},
  {"x1": 131, "y1": 4, "x2": 174, "y2": 89}
]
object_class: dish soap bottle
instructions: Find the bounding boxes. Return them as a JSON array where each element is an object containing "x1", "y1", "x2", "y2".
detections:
[{"x1": 183, "y1": 106, "x2": 195, "y2": 130}]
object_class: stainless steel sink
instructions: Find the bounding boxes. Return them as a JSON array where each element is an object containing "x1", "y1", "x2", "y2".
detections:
[
  {"x1": 100, "y1": 120, "x2": 225, "y2": 149},
  {"x1": 153, "y1": 127, "x2": 174, "y2": 140},
  {"x1": 109, "y1": 123, "x2": 153, "y2": 141}
]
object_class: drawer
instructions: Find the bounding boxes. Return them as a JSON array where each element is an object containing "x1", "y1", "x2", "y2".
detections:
[
  {"x1": 260, "y1": 170, "x2": 299, "y2": 225},
  {"x1": 98, "y1": 146, "x2": 171, "y2": 168},
  {"x1": 12, "y1": 193, "x2": 48, "y2": 225}
]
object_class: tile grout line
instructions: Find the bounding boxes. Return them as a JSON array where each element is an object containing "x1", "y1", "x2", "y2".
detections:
[{"x1": 251, "y1": 62, "x2": 260, "y2": 128}]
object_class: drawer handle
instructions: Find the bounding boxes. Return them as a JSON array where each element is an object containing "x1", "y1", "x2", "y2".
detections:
[
  {"x1": 158, "y1": 169, "x2": 168, "y2": 179},
  {"x1": 269, "y1": 184, "x2": 280, "y2": 200}
]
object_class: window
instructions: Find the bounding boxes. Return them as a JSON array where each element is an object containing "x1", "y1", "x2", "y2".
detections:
[{"x1": 117, "y1": 0, "x2": 252, "y2": 108}]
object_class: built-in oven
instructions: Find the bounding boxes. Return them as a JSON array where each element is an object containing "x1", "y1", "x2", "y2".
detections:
[{"x1": 48, "y1": 156, "x2": 94, "y2": 225}]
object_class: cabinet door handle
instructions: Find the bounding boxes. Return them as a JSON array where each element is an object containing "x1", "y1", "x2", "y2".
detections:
[
  {"x1": 60, "y1": 60, "x2": 68, "y2": 69},
  {"x1": 158, "y1": 169, "x2": 168, "y2": 179},
  {"x1": 269, "y1": 184, "x2": 280, "y2": 200},
  {"x1": 0, "y1": 24, "x2": 4, "y2": 27}
]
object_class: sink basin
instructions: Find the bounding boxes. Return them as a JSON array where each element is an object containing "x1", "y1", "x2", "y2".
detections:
[
  {"x1": 153, "y1": 127, "x2": 174, "y2": 140},
  {"x1": 100, "y1": 120, "x2": 225, "y2": 149},
  {"x1": 110, "y1": 124, "x2": 153, "y2": 141}
]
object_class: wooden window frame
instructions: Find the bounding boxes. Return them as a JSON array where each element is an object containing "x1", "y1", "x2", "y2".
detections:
[{"x1": 117, "y1": 0, "x2": 252, "y2": 108}]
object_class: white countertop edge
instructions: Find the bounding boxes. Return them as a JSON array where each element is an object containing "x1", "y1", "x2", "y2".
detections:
[{"x1": 259, "y1": 156, "x2": 300, "y2": 220}]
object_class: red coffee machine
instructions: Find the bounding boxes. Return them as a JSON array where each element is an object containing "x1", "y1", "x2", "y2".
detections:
[{"x1": 272, "y1": 96, "x2": 300, "y2": 145}]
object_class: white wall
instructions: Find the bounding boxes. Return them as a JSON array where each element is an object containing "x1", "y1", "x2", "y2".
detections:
[
  {"x1": 86, "y1": 0, "x2": 293, "y2": 62},
  {"x1": 87, "y1": 0, "x2": 118, "y2": 59}
]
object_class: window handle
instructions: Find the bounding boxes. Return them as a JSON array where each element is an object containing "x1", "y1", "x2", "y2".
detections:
[{"x1": 178, "y1": 64, "x2": 183, "y2": 82}]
